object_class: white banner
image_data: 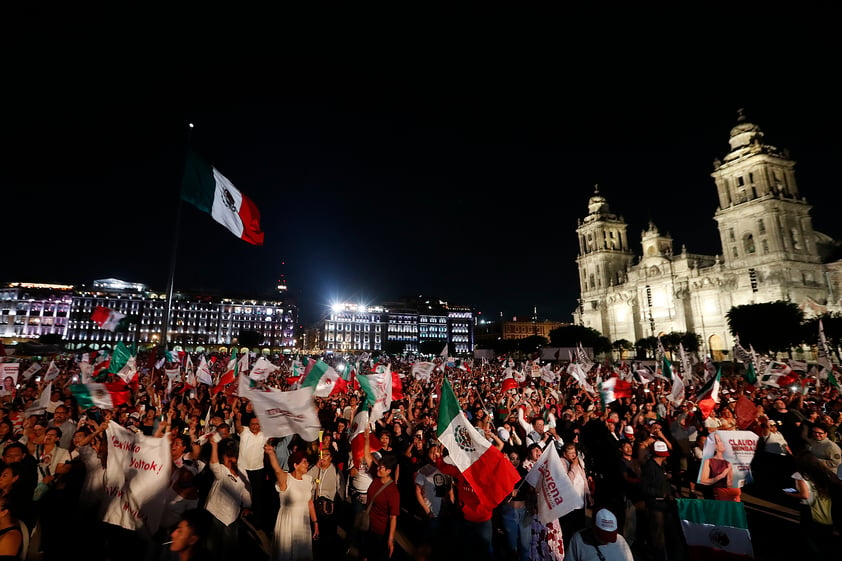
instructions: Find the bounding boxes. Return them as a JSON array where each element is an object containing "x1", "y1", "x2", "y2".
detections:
[
  {"x1": 245, "y1": 386, "x2": 321, "y2": 441},
  {"x1": 21, "y1": 362, "x2": 41, "y2": 381},
  {"x1": 411, "y1": 361, "x2": 435, "y2": 381},
  {"x1": 43, "y1": 360, "x2": 60, "y2": 383},
  {"x1": 524, "y1": 441, "x2": 583, "y2": 523},
  {"x1": 249, "y1": 356, "x2": 279, "y2": 381},
  {"x1": 102, "y1": 422, "x2": 172, "y2": 536},
  {"x1": 696, "y1": 430, "x2": 759, "y2": 488}
]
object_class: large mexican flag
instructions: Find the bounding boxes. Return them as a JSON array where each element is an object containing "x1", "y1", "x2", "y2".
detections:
[
  {"x1": 678, "y1": 499, "x2": 754, "y2": 560},
  {"x1": 437, "y1": 376, "x2": 519, "y2": 508}
]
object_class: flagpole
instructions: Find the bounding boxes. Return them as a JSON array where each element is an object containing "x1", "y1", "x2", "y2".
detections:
[{"x1": 160, "y1": 122, "x2": 194, "y2": 354}]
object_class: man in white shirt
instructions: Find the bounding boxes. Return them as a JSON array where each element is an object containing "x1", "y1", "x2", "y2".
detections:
[
  {"x1": 568, "y1": 508, "x2": 634, "y2": 561},
  {"x1": 763, "y1": 420, "x2": 791, "y2": 455},
  {"x1": 235, "y1": 412, "x2": 269, "y2": 530},
  {"x1": 517, "y1": 406, "x2": 562, "y2": 450},
  {"x1": 205, "y1": 435, "x2": 251, "y2": 560}
]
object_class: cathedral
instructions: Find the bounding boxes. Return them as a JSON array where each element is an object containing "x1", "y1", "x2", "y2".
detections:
[{"x1": 575, "y1": 110, "x2": 842, "y2": 359}]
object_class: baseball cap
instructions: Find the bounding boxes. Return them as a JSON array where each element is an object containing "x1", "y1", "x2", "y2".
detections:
[
  {"x1": 497, "y1": 427, "x2": 511, "y2": 441},
  {"x1": 653, "y1": 440, "x2": 669, "y2": 457},
  {"x1": 767, "y1": 419, "x2": 777, "y2": 426},
  {"x1": 624, "y1": 426, "x2": 635, "y2": 435},
  {"x1": 594, "y1": 509, "x2": 618, "y2": 542}
]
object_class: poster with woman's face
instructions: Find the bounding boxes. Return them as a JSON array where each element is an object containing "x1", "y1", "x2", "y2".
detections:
[
  {"x1": 696, "y1": 429, "x2": 759, "y2": 488},
  {"x1": 0, "y1": 363, "x2": 19, "y2": 397}
]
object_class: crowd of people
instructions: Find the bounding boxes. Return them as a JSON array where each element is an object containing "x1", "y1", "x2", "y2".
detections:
[{"x1": 0, "y1": 349, "x2": 841, "y2": 561}]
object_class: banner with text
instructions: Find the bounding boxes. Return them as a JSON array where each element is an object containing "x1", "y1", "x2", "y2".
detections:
[{"x1": 102, "y1": 422, "x2": 172, "y2": 536}]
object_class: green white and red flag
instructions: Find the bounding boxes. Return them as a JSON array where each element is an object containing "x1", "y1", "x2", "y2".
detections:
[
  {"x1": 678, "y1": 499, "x2": 754, "y2": 560},
  {"x1": 300, "y1": 359, "x2": 346, "y2": 397},
  {"x1": 211, "y1": 350, "x2": 238, "y2": 395},
  {"x1": 180, "y1": 150, "x2": 264, "y2": 245},
  {"x1": 71, "y1": 382, "x2": 131, "y2": 409},
  {"x1": 437, "y1": 376, "x2": 519, "y2": 508},
  {"x1": 697, "y1": 368, "x2": 721, "y2": 419},
  {"x1": 91, "y1": 306, "x2": 126, "y2": 332}
]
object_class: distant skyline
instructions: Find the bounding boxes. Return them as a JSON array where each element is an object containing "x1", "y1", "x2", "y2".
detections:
[{"x1": 6, "y1": 13, "x2": 841, "y2": 327}]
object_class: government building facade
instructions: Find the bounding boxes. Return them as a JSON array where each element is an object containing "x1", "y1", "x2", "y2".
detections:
[
  {"x1": 0, "y1": 278, "x2": 299, "y2": 354},
  {"x1": 575, "y1": 111, "x2": 842, "y2": 359}
]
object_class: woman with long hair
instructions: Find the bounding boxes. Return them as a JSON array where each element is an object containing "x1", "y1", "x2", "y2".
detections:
[{"x1": 700, "y1": 432, "x2": 740, "y2": 501}]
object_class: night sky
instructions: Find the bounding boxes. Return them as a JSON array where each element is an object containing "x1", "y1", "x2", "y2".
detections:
[{"x1": 6, "y1": 13, "x2": 842, "y2": 327}]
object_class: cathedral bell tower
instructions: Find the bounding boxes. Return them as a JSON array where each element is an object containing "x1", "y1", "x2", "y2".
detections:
[
  {"x1": 712, "y1": 109, "x2": 824, "y2": 304},
  {"x1": 712, "y1": 109, "x2": 820, "y2": 267},
  {"x1": 576, "y1": 186, "x2": 636, "y2": 329}
]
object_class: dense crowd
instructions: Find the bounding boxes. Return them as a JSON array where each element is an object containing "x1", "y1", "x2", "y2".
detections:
[{"x1": 0, "y1": 349, "x2": 841, "y2": 561}]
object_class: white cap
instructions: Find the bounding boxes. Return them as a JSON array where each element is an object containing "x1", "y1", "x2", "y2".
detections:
[
  {"x1": 497, "y1": 427, "x2": 510, "y2": 441},
  {"x1": 595, "y1": 509, "x2": 618, "y2": 532},
  {"x1": 653, "y1": 440, "x2": 669, "y2": 456}
]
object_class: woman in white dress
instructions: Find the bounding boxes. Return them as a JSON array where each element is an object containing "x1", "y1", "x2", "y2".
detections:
[{"x1": 265, "y1": 445, "x2": 319, "y2": 561}]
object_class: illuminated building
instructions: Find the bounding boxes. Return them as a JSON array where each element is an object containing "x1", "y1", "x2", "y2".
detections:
[
  {"x1": 322, "y1": 297, "x2": 475, "y2": 354},
  {"x1": 0, "y1": 283, "x2": 74, "y2": 341},
  {"x1": 575, "y1": 111, "x2": 842, "y2": 359},
  {"x1": 1, "y1": 278, "x2": 298, "y2": 354}
]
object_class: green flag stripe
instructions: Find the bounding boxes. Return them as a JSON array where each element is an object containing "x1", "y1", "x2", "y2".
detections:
[
  {"x1": 180, "y1": 150, "x2": 215, "y2": 213},
  {"x1": 437, "y1": 377, "x2": 462, "y2": 437},
  {"x1": 108, "y1": 341, "x2": 132, "y2": 374},
  {"x1": 302, "y1": 360, "x2": 328, "y2": 388}
]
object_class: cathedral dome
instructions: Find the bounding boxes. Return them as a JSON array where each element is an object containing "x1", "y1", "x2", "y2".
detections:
[
  {"x1": 587, "y1": 185, "x2": 611, "y2": 215},
  {"x1": 728, "y1": 108, "x2": 764, "y2": 150}
]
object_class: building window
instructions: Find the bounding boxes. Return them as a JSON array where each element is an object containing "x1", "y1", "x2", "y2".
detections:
[
  {"x1": 738, "y1": 176, "x2": 745, "y2": 186},
  {"x1": 762, "y1": 239, "x2": 769, "y2": 254},
  {"x1": 758, "y1": 219, "x2": 765, "y2": 235},
  {"x1": 732, "y1": 246, "x2": 739, "y2": 258},
  {"x1": 729, "y1": 228, "x2": 735, "y2": 242},
  {"x1": 744, "y1": 234, "x2": 755, "y2": 254}
]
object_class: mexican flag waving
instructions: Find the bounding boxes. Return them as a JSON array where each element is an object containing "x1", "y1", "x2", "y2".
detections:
[
  {"x1": 71, "y1": 382, "x2": 131, "y2": 409},
  {"x1": 181, "y1": 150, "x2": 264, "y2": 245},
  {"x1": 678, "y1": 498, "x2": 754, "y2": 560},
  {"x1": 437, "y1": 376, "x2": 520, "y2": 508},
  {"x1": 697, "y1": 368, "x2": 721, "y2": 420}
]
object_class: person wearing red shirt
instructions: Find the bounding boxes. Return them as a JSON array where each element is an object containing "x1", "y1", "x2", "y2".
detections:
[
  {"x1": 365, "y1": 454, "x2": 401, "y2": 561},
  {"x1": 452, "y1": 466, "x2": 495, "y2": 560}
]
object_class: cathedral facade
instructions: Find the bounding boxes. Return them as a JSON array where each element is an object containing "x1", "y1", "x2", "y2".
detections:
[{"x1": 574, "y1": 111, "x2": 842, "y2": 358}]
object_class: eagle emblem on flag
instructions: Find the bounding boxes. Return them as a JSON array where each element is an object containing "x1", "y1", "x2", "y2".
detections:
[
  {"x1": 222, "y1": 187, "x2": 237, "y2": 212},
  {"x1": 454, "y1": 424, "x2": 475, "y2": 453}
]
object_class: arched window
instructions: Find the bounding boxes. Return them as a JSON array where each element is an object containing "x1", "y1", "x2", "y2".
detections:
[{"x1": 744, "y1": 233, "x2": 755, "y2": 254}]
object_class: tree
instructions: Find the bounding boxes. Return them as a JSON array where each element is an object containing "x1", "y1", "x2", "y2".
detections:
[
  {"x1": 38, "y1": 333, "x2": 64, "y2": 347},
  {"x1": 613, "y1": 338, "x2": 634, "y2": 359},
  {"x1": 726, "y1": 301, "x2": 804, "y2": 356},
  {"x1": 490, "y1": 338, "x2": 521, "y2": 357},
  {"x1": 238, "y1": 329, "x2": 262, "y2": 349},
  {"x1": 548, "y1": 325, "x2": 612, "y2": 355},
  {"x1": 802, "y1": 313, "x2": 842, "y2": 363},
  {"x1": 515, "y1": 335, "x2": 548, "y2": 354},
  {"x1": 635, "y1": 337, "x2": 659, "y2": 359},
  {"x1": 419, "y1": 341, "x2": 447, "y2": 356},
  {"x1": 381, "y1": 340, "x2": 406, "y2": 356},
  {"x1": 658, "y1": 332, "x2": 701, "y2": 353}
]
